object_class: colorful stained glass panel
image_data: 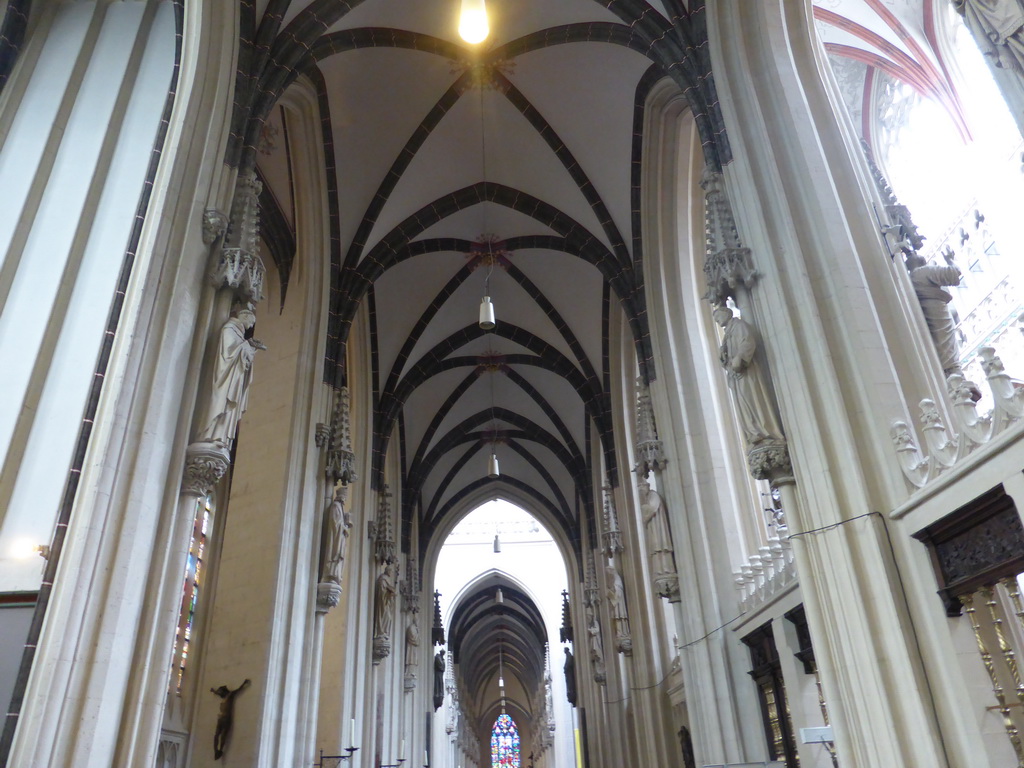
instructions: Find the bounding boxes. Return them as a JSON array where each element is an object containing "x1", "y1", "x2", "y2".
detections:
[{"x1": 490, "y1": 713, "x2": 520, "y2": 768}]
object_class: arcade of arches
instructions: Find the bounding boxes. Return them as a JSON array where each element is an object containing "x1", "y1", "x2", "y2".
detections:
[{"x1": 3, "y1": 2, "x2": 1024, "y2": 768}]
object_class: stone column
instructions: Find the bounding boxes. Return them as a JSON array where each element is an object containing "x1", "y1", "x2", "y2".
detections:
[{"x1": 708, "y1": 2, "x2": 961, "y2": 766}]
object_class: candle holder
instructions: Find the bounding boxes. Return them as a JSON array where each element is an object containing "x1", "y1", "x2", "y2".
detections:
[
  {"x1": 379, "y1": 760, "x2": 406, "y2": 768},
  {"x1": 315, "y1": 747, "x2": 359, "y2": 766}
]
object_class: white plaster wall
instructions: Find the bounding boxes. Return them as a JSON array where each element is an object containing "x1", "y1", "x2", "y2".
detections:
[{"x1": 0, "y1": 0, "x2": 175, "y2": 592}]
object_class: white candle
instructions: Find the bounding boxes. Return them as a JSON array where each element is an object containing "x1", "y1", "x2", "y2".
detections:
[
  {"x1": 350, "y1": 718, "x2": 356, "y2": 747},
  {"x1": 424, "y1": 750, "x2": 429, "y2": 766},
  {"x1": 400, "y1": 739, "x2": 406, "y2": 759}
]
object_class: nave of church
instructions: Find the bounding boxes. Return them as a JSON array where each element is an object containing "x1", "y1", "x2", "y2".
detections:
[{"x1": 3, "y1": 2, "x2": 1024, "y2": 768}]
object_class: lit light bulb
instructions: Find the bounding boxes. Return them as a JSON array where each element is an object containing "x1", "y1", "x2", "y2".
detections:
[{"x1": 459, "y1": 0, "x2": 489, "y2": 44}]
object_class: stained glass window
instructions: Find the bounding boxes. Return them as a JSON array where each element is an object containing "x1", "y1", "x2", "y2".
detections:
[
  {"x1": 171, "y1": 495, "x2": 213, "y2": 693},
  {"x1": 490, "y1": 713, "x2": 520, "y2": 768}
]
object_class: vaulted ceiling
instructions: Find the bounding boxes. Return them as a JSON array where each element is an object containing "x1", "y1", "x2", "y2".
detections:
[
  {"x1": 238, "y1": 0, "x2": 961, "y2": 727},
  {"x1": 241, "y1": 0, "x2": 728, "y2": 574}
]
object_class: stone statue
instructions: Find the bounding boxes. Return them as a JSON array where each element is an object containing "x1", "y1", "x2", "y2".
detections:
[
  {"x1": 956, "y1": 0, "x2": 1024, "y2": 73},
  {"x1": 195, "y1": 308, "x2": 264, "y2": 447},
  {"x1": 713, "y1": 306, "x2": 785, "y2": 447},
  {"x1": 210, "y1": 678, "x2": 250, "y2": 760},
  {"x1": 606, "y1": 564, "x2": 631, "y2": 654},
  {"x1": 606, "y1": 565, "x2": 627, "y2": 623},
  {"x1": 433, "y1": 649, "x2": 446, "y2": 711},
  {"x1": 320, "y1": 484, "x2": 352, "y2": 584},
  {"x1": 586, "y1": 610, "x2": 604, "y2": 668},
  {"x1": 374, "y1": 559, "x2": 398, "y2": 642},
  {"x1": 906, "y1": 255, "x2": 964, "y2": 376},
  {"x1": 639, "y1": 479, "x2": 675, "y2": 579},
  {"x1": 405, "y1": 617, "x2": 420, "y2": 675},
  {"x1": 563, "y1": 648, "x2": 577, "y2": 706}
]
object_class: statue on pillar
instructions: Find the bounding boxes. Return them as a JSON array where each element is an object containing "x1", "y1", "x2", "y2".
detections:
[
  {"x1": 585, "y1": 607, "x2": 606, "y2": 685},
  {"x1": 372, "y1": 558, "x2": 399, "y2": 662},
  {"x1": 905, "y1": 255, "x2": 966, "y2": 377},
  {"x1": 195, "y1": 307, "x2": 264, "y2": 448},
  {"x1": 563, "y1": 648, "x2": 577, "y2": 706},
  {"x1": 713, "y1": 305, "x2": 785, "y2": 447},
  {"x1": 606, "y1": 564, "x2": 632, "y2": 655},
  {"x1": 320, "y1": 484, "x2": 352, "y2": 585},
  {"x1": 713, "y1": 305, "x2": 791, "y2": 481},
  {"x1": 405, "y1": 617, "x2": 420, "y2": 690},
  {"x1": 955, "y1": 0, "x2": 1024, "y2": 74},
  {"x1": 639, "y1": 479, "x2": 680, "y2": 601},
  {"x1": 433, "y1": 649, "x2": 446, "y2": 710}
]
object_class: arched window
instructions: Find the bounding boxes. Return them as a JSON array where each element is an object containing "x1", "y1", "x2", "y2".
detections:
[{"x1": 490, "y1": 713, "x2": 520, "y2": 768}]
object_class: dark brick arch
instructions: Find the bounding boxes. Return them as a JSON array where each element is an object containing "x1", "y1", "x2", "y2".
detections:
[
  {"x1": 373, "y1": 326, "x2": 611, "y2": 486},
  {"x1": 419, "y1": 431, "x2": 574, "y2": 528},
  {"x1": 420, "y1": 476, "x2": 580, "y2": 568},
  {"x1": 414, "y1": 413, "x2": 583, "y2": 509},
  {"x1": 336, "y1": 183, "x2": 643, "y2": 350}
]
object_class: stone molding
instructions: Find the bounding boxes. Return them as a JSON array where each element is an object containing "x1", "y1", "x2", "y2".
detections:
[{"x1": 890, "y1": 343, "x2": 1024, "y2": 489}]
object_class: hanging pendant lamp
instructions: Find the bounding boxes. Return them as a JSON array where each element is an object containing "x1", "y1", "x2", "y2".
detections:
[
  {"x1": 479, "y1": 295, "x2": 496, "y2": 330},
  {"x1": 488, "y1": 451, "x2": 500, "y2": 478}
]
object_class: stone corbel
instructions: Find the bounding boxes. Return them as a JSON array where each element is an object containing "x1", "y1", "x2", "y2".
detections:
[
  {"x1": 181, "y1": 441, "x2": 231, "y2": 497},
  {"x1": 316, "y1": 583, "x2": 342, "y2": 615},
  {"x1": 746, "y1": 438, "x2": 793, "y2": 484}
]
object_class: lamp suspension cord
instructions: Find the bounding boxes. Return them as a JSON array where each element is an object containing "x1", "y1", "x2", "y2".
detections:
[{"x1": 479, "y1": 83, "x2": 493, "y2": 293}]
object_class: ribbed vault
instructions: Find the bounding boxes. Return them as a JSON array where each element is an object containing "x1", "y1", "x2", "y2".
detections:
[{"x1": 233, "y1": 1, "x2": 949, "y2": 732}]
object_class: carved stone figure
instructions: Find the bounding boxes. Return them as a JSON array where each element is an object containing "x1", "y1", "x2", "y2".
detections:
[
  {"x1": 586, "y1": 610, "x2": 604, "y2": 668},
  {"x1": 606, "y1": 565, "x2": 627, "y2": 621},
  {"x1": 906, "y1": 255, "x2": 964, "y2": 376},
  {"x1": 433, "y1": 649, "x2": 446, "y2": 711},
  {"x1": 639, "y1": 480, "x2": 675, "y2": 576},
  {"x1": 374, "y1": 559, "x2": 399, "y2": 642},
  {"x1": 210, "y1": 678, "x2": 250, "y2": 760},
  {"x1": 563, "y1": 648, "x2": 577, "y2": 706},
  {"x1": 320, "y1": 485, "x2": 352, "y2": 584},
  {"x1": 606, "y1": 564, "x2": 631, "y2": 654},
  {"x1": 956, "y1": 0, "x2": 1024, "y2": 73},
  {"x1": 713, "y1": 306, "x2": 785, "y2": 447},
  {"x1": 195, "y1": 309, "x2": 264, "y2": 447},
  {"x1": 405, "y1": 617, "x2": 420, "y2": 674}
]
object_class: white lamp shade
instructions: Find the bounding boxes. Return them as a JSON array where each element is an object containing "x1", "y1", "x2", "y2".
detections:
[
  {"x1": 488, "y1": 452, "x2": 500, "y2": 478},
  {"x1": 458, "y1": 0, "x2": 489, "y2": 44},
  {"x1": 479, "y1": 295, "x2": 496, "y2": 330}
]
